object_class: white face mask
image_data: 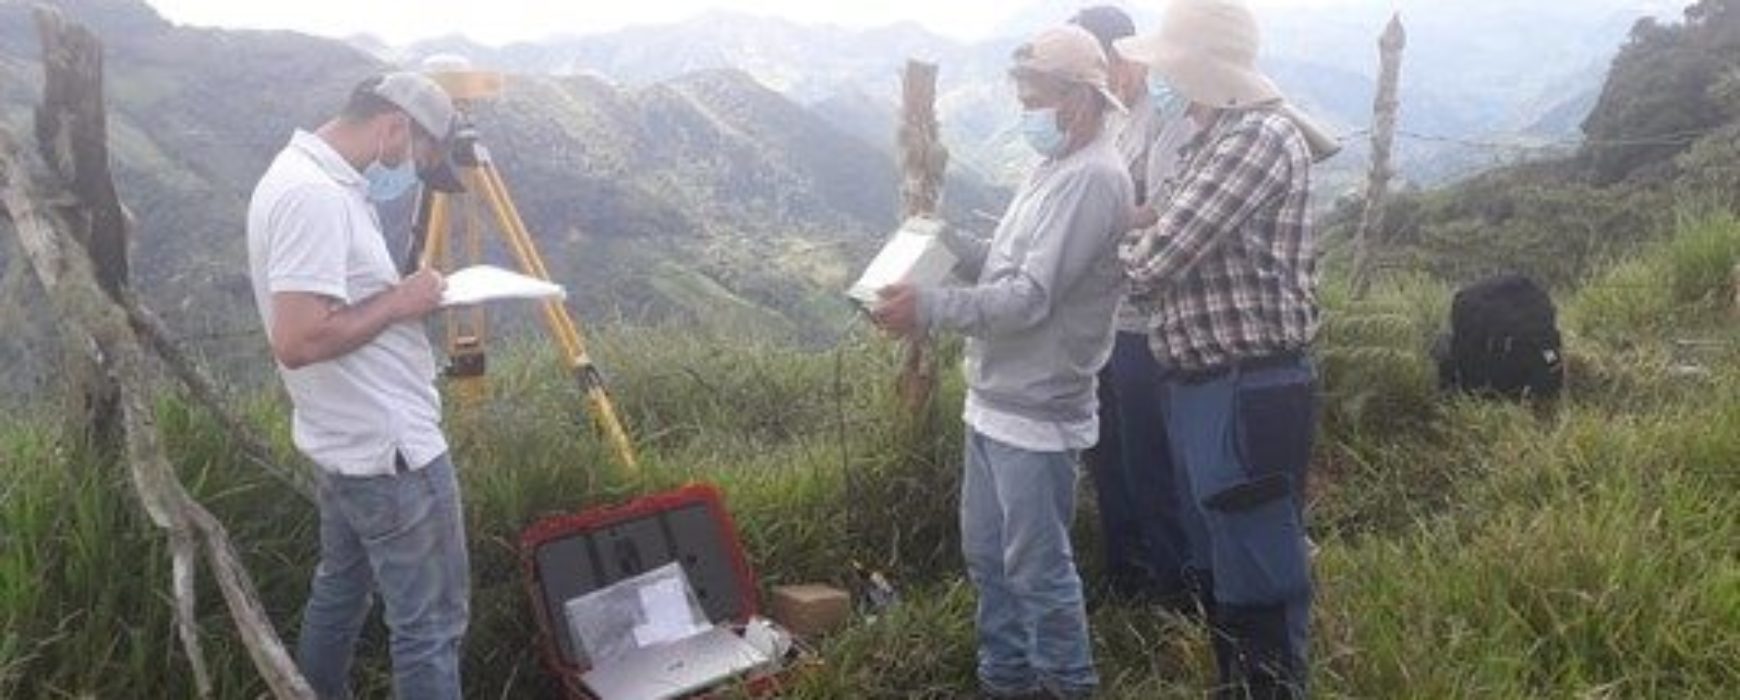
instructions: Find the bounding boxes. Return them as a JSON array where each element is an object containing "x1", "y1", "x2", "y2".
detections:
[
  {"x1": 1021, "y1": 107, "x2": 1068, "y2": 158},
  {"x1": 363, "y1": 120, "x2": 419, "y2": 203},
  {"x1": 1149, "y1": 76, "x2": 1190, "y2": 124}
]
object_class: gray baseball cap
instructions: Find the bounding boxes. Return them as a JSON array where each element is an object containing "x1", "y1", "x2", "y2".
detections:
[{"x1": 370, "y1": 72, "x2": 465, "y2": 192}]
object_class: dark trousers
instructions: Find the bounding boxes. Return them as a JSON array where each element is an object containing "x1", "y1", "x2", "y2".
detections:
[
  {"x1": 1165, "y1": 357, "x2": 1317, "y2": 698},
  {"x1": 1086, "y1": 332, "x2": 1195, "y2": 599}
]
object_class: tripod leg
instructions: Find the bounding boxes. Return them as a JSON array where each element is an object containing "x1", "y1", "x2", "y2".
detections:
[
  {"x1": 452, "y1": 191, "x2": 491, "y2": 405},
  {"x1": 469, "y1": 163, "x2": 641, "y2": 471},
  {"x1": 417, "y1": 191, "x2": 490, "y2": 407},
  {"x1": 464, "y1": 168, "x2": 581, "y2": 357},
  {"x1": 474, "y1": 167, "x2": 599, "y2": 370},
  {"x1": 420, "y1": 193, "x2": 451, "y2": 272}
]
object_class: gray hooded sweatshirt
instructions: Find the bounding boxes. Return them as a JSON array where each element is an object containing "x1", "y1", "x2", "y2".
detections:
[{"x1": 920, "y1": 133, "x2": 1135, "y2": 429}]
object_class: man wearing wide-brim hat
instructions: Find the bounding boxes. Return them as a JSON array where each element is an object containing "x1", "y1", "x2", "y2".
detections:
[
  {"x1": 871, "y1": 24, "x2": 1135, "y2": 700},
  {"x1": 1116, "y1": 1, "x2": 1323, "y2": 697}
]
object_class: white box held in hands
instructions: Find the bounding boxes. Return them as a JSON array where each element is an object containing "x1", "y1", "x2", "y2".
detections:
[{"x1": 848, "y1": 217, "x2": 957, "y2": 306}]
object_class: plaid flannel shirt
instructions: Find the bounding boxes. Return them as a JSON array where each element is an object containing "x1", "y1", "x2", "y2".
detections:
[{"x1": 1123, "y1": 108, "x2": 1319, "y2": 373}]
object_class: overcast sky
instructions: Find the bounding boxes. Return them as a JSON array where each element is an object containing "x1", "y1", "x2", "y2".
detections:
[{"x1": 141, "y1": 0, "x2": 1355, "y2": 45}]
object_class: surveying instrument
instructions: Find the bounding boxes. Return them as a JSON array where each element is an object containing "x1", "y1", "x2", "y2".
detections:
[{"x1": 404, "y1": 63, "x2": 638, "y2": 471}]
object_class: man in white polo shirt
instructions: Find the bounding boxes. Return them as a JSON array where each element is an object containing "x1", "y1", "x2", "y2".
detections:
[{"x1": 246, "y1": 72, "x2": 467, "y2": 700}]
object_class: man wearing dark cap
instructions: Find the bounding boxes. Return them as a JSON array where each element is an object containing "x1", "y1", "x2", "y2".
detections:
[
  {"x1": 246, "y1": 72, "x2": 468, "y2": 700},
  {"x1": 1068, "y1": 4, "x2": 1200, "y2": 612}
]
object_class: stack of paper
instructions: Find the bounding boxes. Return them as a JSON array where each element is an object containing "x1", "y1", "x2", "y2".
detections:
[
  {"x1": 848, "y1": 217, "x2": 957, "y2": 305},
  {"x1": 631, "y1": 577, "x2": 709, "y2": 648},
  {"x1": 439, "y1": 265, "x2": 567, "y2": 308}
]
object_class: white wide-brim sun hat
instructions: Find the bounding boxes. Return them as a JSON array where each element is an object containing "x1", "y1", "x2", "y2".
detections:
[{"x1": 1114, "y1": 0, "x2": 1283, "y2": 110}]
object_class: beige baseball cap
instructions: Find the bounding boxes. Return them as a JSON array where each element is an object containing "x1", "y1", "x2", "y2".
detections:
[
  {"x1": 1114, "y1": 0, "x2": 1283, "y2": 109},
  {"x1": 1010, "y1": 25, "x2": 1128, "y2": 114}
]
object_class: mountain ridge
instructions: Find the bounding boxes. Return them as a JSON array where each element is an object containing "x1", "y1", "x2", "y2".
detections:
[
  {"x1": 0, "y1": 0, "x2": 1008, "y2": 394},
  {"x1": 363, "y1": 2, "x2": 1687, "y2": 188}
]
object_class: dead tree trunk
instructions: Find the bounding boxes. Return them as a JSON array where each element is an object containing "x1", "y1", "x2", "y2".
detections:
[
  {"x1": 896, "y1": 60, "x2": 948, "y2": 417},
  {"x1": 32, "y1": 7, "x2": 128, "y2": 291},
  {"x1": 31, "y1": 7, "x2": 126, "y2": 450},
  {"x1": 3, "y1": 129, "x2": 316, "y2": 700},
  {"x1": 1351, "y1": 14, "x2": 1406, "y2": 300},
  {"x1": 0, "y1": 7, "x2": 314, "y2": 698},
  {"x1": 28, "y1": 6, "x2": 313, "y2": 499}
]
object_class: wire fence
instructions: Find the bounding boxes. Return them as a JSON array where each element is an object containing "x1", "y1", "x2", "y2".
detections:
[{"x1": 1334, "y1": 125, "x2": 1724, "y2": 155}]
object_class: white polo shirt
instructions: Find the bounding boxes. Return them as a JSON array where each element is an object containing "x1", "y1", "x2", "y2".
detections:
[{"x1": 246, "y1": 130, "x2": 448, "y2": 477}]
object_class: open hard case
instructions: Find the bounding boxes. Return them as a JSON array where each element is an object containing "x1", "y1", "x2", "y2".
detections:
[{"x1": 519, "y1": 484, "x2": 810, "y2": 699}]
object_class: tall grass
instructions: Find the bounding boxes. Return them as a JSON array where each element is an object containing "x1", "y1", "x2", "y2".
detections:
[
  {"x1": 1316, "y1": 383, "x2": 1740, "y2": 697},
  {"x1": 1568, "y1": 208, "x2": 1740, "y2": 338},
  {"x1": 1315, "y1": 273, "x2": 1450, "y2": 438},
  {"x1": 3, "y1": 215, "x2": 1738, "y2": 697},
  {"x1": 1665, "y1": 210, "x2": 1740, "y2": 307}
]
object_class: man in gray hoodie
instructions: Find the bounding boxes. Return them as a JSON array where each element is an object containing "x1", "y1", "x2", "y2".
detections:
[{"x1": 871, "y1": 24, "x2": 1134, "y2": 700}]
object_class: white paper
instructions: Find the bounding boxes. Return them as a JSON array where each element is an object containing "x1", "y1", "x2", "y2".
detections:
[
  {"x1": 440, "y1": 265, "x2": 567, "y2": 307},
  {"x1": 848, "y1": 218, "x2": 957, "y2": 305},
  {"x1": 564, "y1": 563, "x2": 709, "y2": 668},
  {"x1": 631, "y1": 577, "x2": 708, "y2": 648}
]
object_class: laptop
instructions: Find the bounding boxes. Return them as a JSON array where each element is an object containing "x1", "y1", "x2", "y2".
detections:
[{"x1": 581, "y1": 626, "x2": 772, "y2": 700}]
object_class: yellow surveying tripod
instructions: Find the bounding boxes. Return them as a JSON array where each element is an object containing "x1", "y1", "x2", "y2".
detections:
[{"x1": 405, "y1": 69, "x2": 638, "y2": 471}]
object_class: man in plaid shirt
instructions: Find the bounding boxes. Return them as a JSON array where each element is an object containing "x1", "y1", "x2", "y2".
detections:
[
  {"x1": 1115, "y1": 1, "x2": 1329, "y2": 697},
  {"x1": 1125, "y1": 107, "x2": 1318, "y2": 373}
]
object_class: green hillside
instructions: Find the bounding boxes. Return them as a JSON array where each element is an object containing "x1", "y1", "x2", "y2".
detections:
[
  {"x1": 2, "y1": 209, "x2": 1735, "y2": 698},
  {"x1": 3, "y1": 0, "x2": 1738, "y2": 698},
  {"x1": 1320, "y1": 0, "x2": 1740, "y2": 290}
]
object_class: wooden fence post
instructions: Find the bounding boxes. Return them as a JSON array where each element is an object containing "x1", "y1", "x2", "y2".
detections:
[
  {"x1": 896, "y1": 59, "x2": 947, "y2": 417},
  {"x1": 1351, "y1": 14, "x2": 1406, "y2": 299}
]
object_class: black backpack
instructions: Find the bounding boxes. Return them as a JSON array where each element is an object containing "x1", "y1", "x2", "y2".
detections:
[{"x1": 1436, "y1": 274, "x2": 1565, "y2": 400}]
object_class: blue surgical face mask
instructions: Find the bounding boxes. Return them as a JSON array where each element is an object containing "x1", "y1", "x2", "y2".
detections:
[
  {"x1": 364, "y1": 129, "x2": 419, "y2": 203},
  {"x1": 1149, "y1": 76, "x2": 1190, "y2": 124},
  {"x1": 1020, "y1": 108, "x2": 1067, "y2": 159}
]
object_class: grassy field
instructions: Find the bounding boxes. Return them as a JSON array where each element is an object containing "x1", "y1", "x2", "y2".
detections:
[{"x1": 2, "y1": 214, "x2": 1737, "y2": 698}]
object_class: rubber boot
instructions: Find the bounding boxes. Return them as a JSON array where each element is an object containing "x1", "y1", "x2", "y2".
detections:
[{"x1": 1210, "y1": 603, "x2": 1304, "y2": 700}]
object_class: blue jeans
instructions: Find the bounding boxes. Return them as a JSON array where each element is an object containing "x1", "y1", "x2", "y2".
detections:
[
  {"x1": 960, "y1": 430, "x2": 1097, "y2": 697},
  {"x1": 1087, "y1": 333, "x2": 1195, "y2": 596},
  {"x1": 297, "y1": 453, "x2": 470, "y2": 700},
  {"x1": 1164, "y1": 359, "x2": 1316, "y2": 695}
]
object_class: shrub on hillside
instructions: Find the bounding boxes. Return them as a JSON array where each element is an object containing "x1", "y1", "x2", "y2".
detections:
[
  {"x1": 1568, "y1": 209, "x2": 1740, "y2": 344},
  {"x1": 1315, "y1": 276, "x2": 1451, "y2": 438},
  {"x1": 1319, "y1": 168, "x2": 1670, "y2": 290},
  {"x1": 1565, "y1": 256, "x2": 1675, "y2": 345},
  {"x1": 1666, "y1": 211, "x2": 1740, "y2": 305}
]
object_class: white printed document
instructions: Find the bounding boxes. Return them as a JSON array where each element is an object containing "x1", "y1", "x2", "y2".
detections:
[
  {"x1": 631, "y1": 577, "x2": 709, "y2": 648},
  {"x1": 439, "y1": 265, "x2": 567, "y2": 307}
]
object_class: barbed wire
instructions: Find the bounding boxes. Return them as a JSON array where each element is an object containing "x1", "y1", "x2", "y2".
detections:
[{"x1": 1335, "y1": 125, "x2": 1723, "y2": 154}]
